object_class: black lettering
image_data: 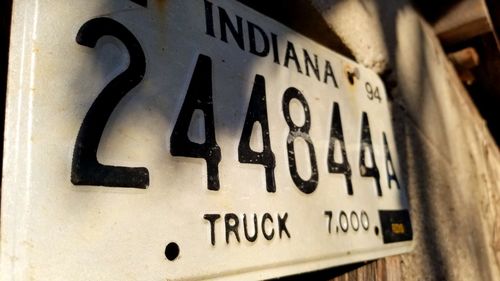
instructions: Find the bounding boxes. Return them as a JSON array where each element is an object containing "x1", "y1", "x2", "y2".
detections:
[
  {"x1": 225, "y1": 213, "x2": 240, "y2": 244},
  {"x1": 71, "y1": 18, "x2": 149, "y2": 188},
  {"x1": 361, "y1": 210, "x2": 370, "y2": 230},
  {"x1": 359, "y1": 112, "x2": 382, "y2": 196},
  {"x1": 303, "y1": 49, "x2": 320, "y2": 81},
  {"x1": 204, "y1": 214, "x2": 221, "y2": 246},
  {"x1": 340, "y1": 211, "x2": 349, "y2": 232},
  {"x1": 323, "y1": 60, "x2": 339, "y2": 88},
  {"x1": 350, "y1": 211, "x2": 360, "y2": 231},
  {"x1": 365, "y1": 82, "x2": 382, "y2": 102},
  {"x1": 248, "y1": 21, "x2": 269, "y2": 57},
  {"x1": 238, "y1": 75, "x2": 276, "y2": 192},
  {"x1": 243, "y1": 214, "x2": 258, "y2": 242},
  {"x1": 218, "y1": 7, "x2": 244, "y2": 50},
  {"x1": 278, "y1": 213, "x2": 291, "y2": 239},
  {"x1": 327, "y1": 102, "x2": 353, "y2": 195},
  {"x1": 283, "y1": 41, "x2": 302, "y2": 73},
  {"x1": 282, "y1": 87, "x2": 319, "y2": 194},
  {"x1": 383, "y1": 133, "x2": 400, "y2": 189},
  {"x1": 324, "y1": 211, "x2": 333, "y2": 234},
  {"x1": 170, "y1": 55, "x2": 221, "y2": 190},
  {"x1": 262, "y1": 213, "x2": 275, "y2": 240},
  {"x1": 271, "y1": 33, "x2": 280, "y2": 65},
  {"x1": 204, "y1": 0, "x2": 215, "y2": 37}
]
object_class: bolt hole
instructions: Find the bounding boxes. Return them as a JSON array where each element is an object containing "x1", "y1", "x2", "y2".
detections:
[
  {"x1": 347, "y1": 72, "x2": 355, "y2": 85},
  {"x1": 165, "y1": 242, "x2": 180, "y2": 261},
  {"x1": 374, "y1": 226, "x2": 380, "y2": 236}
]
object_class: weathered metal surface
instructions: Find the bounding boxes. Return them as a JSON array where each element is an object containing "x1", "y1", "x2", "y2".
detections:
[{"x1": 0, "y1": 0, "x2": 412, "y2": 280}]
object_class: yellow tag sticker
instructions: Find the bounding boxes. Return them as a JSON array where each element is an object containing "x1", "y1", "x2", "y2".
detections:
[{"x1": 391, "y1": 223, "x2": 405, "y2": 234}]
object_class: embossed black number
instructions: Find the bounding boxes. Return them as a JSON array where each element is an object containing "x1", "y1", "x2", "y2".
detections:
[
  {"x1": 238, "y1": 75, "x2": 276, "y2": 192},
  {"x1": 282, "y1": 88, "x2": 318, "y2": 194},
  {"x1": 383, "y1": 132, "x2": 400, "y2": 189},
  {"x1": 359, "y1": 112, "x2": 382, "y2": 196},
  {"x1": 170, "y1": 54, "x2": 221, "y2": 191},
  {"x1": 327, "y1": 102, "x2": 353, "y2": 195},
  {"x1": 71, "y1": 17, "x2": 149, "y2": 188}
]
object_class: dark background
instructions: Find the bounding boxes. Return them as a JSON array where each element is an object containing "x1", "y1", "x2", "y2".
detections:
[{"x1": 0, "y1": 0, "x2": 12, "y2": 184}]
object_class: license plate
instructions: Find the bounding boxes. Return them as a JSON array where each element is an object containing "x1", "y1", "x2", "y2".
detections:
[{"x1": 1, "y1": 0, "x2": 413, "y2": 280}]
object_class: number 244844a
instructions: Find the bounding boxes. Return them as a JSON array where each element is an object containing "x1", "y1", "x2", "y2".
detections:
[{"x1": 70, "y1": 17, "x2": 400, "y2": 197}]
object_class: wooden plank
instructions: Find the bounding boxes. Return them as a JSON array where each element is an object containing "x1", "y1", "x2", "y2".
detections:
[
  {"x1": 327, "y1": 256, "x2": 402, "y2": 281},
  {"x1": 434, "y1": 0, "x2": 492, "y2": 45}
]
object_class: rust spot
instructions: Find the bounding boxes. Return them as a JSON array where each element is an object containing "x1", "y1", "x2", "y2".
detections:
[
  {"x1": 343, "y1": 64, "x2": 359, "y2": 85},
  {"x1": 342, "y1": 63, "x2": 360, "y2": 93},
  {"x1": 152, "y1": 0, "x2": 170, "y2": 52},
  {"x1": 154, "y1": 0, "x2": 169, "y2": 11}
]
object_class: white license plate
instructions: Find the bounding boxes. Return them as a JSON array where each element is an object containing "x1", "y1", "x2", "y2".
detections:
[{"x1": 1, "y1": 0, "x2": 413, "y2": 280}]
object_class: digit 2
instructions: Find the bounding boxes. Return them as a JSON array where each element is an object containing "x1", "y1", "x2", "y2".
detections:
[{"x1": 71, "y1": 17, "x2": 149, "y2": 188}]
